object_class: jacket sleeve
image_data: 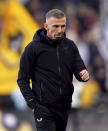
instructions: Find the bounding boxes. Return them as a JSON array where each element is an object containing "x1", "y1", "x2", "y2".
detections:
[
  {"x1": 17, "y1": 43, "x2": 37, "y2": 109},
  {"x1": 72, "y1": 43, "x2": 87, "y2": 82}
]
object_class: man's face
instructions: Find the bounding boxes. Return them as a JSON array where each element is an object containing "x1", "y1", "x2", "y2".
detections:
[{"x1": 44, "y1": 17, "x2": 66, "y2": 41}]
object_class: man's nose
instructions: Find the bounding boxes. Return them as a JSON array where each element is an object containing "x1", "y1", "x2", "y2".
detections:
[{"x1": 58, "y1": 27, "x2": 62, "y2": 33}]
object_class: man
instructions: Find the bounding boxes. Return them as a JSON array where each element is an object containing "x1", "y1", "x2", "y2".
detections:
[{"x1": 17, "y1": 9, "x2": 89, "y2": 131}]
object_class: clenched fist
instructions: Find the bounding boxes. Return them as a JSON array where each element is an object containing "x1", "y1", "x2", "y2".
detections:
[{"x1": 79, "y1": 69, "x2": 89, "y2": 81}]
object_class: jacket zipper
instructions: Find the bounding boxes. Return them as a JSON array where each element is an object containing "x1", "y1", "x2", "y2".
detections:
[{"x1": 57, "y1": 45, "x2": 62, "y2": 98}]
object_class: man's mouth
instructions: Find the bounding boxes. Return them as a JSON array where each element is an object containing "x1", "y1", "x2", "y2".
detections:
[{"x1": 56, "y1": 34, "x2": 62, "y2": 37}]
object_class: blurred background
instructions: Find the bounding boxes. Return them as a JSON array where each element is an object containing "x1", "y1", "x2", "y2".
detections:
[{"x1": 0, "y1": 0, "x2": 108, "y2": 131}]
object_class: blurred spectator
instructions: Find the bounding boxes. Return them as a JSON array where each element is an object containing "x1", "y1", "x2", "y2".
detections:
[
  {"x1": 19, "y1": 0, "x2": 29, "y2": 5},
  {"x1": 81, "y1": 0, "x2": 100, "y2": 12},
  {"x1": 40, "y1": 0, "x2": 66, "y2": 12},
  {"x1": 25, "y1": 0, "x2": 44, "y2": 26}
]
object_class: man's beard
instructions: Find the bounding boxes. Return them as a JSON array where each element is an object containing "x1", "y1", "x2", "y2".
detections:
[{"x1": 54, "y1": 34, "x2": 63, "y2": 40}]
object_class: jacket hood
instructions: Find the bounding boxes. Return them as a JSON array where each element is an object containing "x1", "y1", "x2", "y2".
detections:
[
  {"x1": 33, "y1": 28, "x2": 47, "y2": 42},
  {"x1": 33, "y1": 28, "x2": 66, "y2": 44}
]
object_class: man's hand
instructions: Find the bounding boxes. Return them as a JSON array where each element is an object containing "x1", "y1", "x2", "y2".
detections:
[{"x1": 79, "y1": 69, "x2": 89, "y2": 81}]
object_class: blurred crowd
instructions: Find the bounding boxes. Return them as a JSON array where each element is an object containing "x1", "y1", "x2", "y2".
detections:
[{"x1": 0, "y1": 0, "x2": 108, "y2": 130}]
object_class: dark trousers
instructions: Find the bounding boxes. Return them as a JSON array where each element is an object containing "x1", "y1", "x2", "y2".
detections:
[{"x1": 33, "y1": 104, "x2": 70, "y2": 131}]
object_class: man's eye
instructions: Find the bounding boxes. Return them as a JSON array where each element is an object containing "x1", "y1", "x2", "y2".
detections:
[
  {"x1": 53, "y1": 25, "x2": 59, "y2": 28},
  {"x1": 61, "y1": 25, "x2": 65, "y2": 28},
  {"x1": 53, "y1": 25, "x2": 65, "y2": 28}
]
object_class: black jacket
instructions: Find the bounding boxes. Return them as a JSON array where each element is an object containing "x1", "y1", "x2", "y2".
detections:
[{"x1": 17, "y1": 28, "x2": 86, "y2": 110}]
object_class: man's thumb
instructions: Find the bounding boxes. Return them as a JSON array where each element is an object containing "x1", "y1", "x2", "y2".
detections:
[{"x1": 79, "y1": 71, "x2": 83, "y2": 77}]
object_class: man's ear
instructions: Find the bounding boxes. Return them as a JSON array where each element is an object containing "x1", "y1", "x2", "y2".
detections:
[{"x1": 44, "y1": 23, "x2": 48, "y2": 30}]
